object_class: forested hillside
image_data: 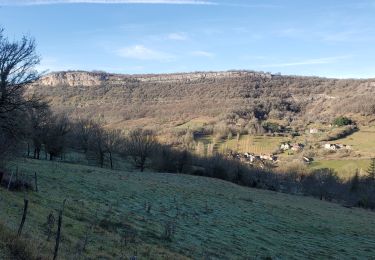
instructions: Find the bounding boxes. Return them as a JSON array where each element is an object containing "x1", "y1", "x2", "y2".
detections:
[{"x1": 27, "y1": 71, "x2": 375, "y2": 133}]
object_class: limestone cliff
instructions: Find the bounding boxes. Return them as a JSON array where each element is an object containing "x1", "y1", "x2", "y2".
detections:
[{"x1": 35, "y1": 70, "x2": 273, "y2": 87}]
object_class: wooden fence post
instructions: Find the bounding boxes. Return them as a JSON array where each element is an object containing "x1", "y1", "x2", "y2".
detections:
[
  {"x1": 17, "y1": 198, "x2": 29, "y2": 237},
  {"x1": 34, "y1": 172, "x2": 38, "y2": 192},
  {"x1": 53, "y1": 199, "x2": 67, "y2": 260},
  {"x1": 7, "y1": 171, "x2": 14, "y2": 190}
]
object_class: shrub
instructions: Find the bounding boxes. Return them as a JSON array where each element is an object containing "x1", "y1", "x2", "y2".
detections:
[
  {"x1": 301, "y1": 168, "x2": 340, "y2": 201},
  {"x1": 162, "y1": 221, "x2": 176, "y2": 241},
  {"x1": 333, "y1": 116, "x2": 353, "y2": 127},
  {"x1": 262, "y1": 121, "x2": 284, "y2": 133},
  {"x1": 0, "y1": 222, "x2": 46, "y2": 260},
  {"x1": 0, "y1": 173, "x2": 34, "y2": 192}
]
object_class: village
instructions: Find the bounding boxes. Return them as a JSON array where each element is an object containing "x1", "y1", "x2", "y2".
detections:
[{"x1": 226, "y1": 138, "x2": 353, "y2": 168}]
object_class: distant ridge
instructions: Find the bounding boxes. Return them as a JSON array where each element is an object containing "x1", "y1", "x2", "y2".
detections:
[
  {"x1": 28, "y1": 70, "x2": 375, "y2": 131},
  {"x1": 36, "y1": 70, "x2": 275, "y2": 87}
]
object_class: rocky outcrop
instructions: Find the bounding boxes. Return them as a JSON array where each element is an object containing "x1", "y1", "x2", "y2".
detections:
[
  {"x1": 37, "y1": 71, "x2": 109, "y2": 87},
  {"x1": 35, "y1": 70, "x2": 273, "y2": 87}
]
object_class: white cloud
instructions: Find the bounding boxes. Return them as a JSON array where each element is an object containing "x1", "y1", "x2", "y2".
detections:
[
  {"x1": 221, "y1": 3, "x2": 279, "y2": 8},
  {"x1": 1, "y1": 0, "x2": 216, "y2": 5},
  {"x1": 117, "y1": 45, "x2": 174, "y2": 61},
  {"x1": 167, "y1": 32, "x2": 188, "y2": 41},
  {"x1": 259, "y1": 56, "x2": 350, "y2": 68},
  {"x1": 190, "y1": 50, "x2": 215, "y2": 58}
]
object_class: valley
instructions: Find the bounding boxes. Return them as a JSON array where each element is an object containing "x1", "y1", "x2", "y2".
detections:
[
  {"x1": 2, "y1": 2, "x2": 375, "y2": 259},
  {"x1": 27, "y1": 71, "x2": 375, "y2": 177}
]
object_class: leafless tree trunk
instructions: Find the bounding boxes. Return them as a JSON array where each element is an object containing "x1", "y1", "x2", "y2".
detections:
[{"x1": 109, "y1": 151, "x2": 113, "y2": 170}]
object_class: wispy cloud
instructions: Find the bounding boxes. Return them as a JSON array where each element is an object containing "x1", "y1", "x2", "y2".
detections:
[
  {"x1": 221, "y1": 3, "x2": 279, "y2": 8},
  {"x1": 275, "y1": 26, "x2": 375, "y2": 44},
  {"x1": 276, "y1": 28, "x2": 304, "y2": 38},
  {"x1": 320, "y1": 29, "x2": 375, "y2": 43},
  {"x1": 167, "y1": 32, "x2": 188, "y2": 41},
  {"x1": 1, "y1": 0, "x2": 216, "y2": 5},
  {"x1": 259, "y1": 56, "x2": 350, "y2": 68},
  {"x1": 190, "y1": 50, "x2": 215, "y2": 58},
  {"x1": 117, "y1": 45, "x2": 175, "y2": 61}
]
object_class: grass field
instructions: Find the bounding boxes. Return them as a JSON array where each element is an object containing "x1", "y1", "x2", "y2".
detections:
[
  {"x1": 309, "y1": 159, "x2": 371, "y2": 179},
  {"x1": 175, "y1": 117, "x2": 215, "y2": 129},
  {"x1": 307, "y1": 126, "x2": 375, "y2": 177},
  {"x1": 309, "y1": 159, "x2": 370, "y2": 179},
  {"x1": 335, "y1": 126, "x2": 375, "y2": 157},
  {"x1": 196, "y1": 134, "x2": 286, "y2": 155},
  {"x1": 220, "y1": 135, "x2": 286, "y2": 154},
  {"x1": 1, "y1": 159, "x2": 375, "y2": 259}
]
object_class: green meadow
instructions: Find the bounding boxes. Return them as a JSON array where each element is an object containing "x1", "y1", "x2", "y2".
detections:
[
  {"x1": 1, "y1": 158, "x2": 375, "y2": 259},
  {"x1": 310, "y1": 159, "x2": 371, "y2": 179},
  {"x1": 337, "y1": 126, "x2": 375, "y2": 157},
  {"x1": 196, "y1": 134, "x2": 286, "y2": 155}
]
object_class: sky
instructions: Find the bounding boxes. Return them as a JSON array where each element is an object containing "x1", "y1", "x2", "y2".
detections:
[{"x1": 1, "y1": 0, "x2": 375, "y2": 78}]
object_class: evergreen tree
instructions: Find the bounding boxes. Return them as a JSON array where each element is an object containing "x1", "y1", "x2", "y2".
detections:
[
  {"x1": 350, "y1": 169, "x2": 360, "y2": 192},
  {"x1": 367, "y1": 158, "x2": 375, "y2": 179}
]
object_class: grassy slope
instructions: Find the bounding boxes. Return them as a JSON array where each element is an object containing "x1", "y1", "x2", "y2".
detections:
[
  {"x1": 195, "y1": 126, "x2": 375, "y2": 178},
  {"x1": 1, "y1": 159, "x2": 375, "y2": 259},
  {"x1": 337, "y1": 126, "x2": 375, "y2": 157},
  {"x1": 310, "y1": 159, "x2": 371, "y2": 178},
  {"x1": 308, "y1": 126, "x2": 375, "y2": 176}
]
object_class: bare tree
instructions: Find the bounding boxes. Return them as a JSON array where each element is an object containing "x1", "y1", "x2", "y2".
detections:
[
  {"x1": 301, "y1": 168, "x2": 340, "y2": 201},
  {"x1": 72, "y1": 119, "x2": 93, "y2": 154},
  {"x1": 89, "y1": 124, "x2": 107, "y2": 168},
  {"x1": 124, "y1": 129, "x2": 157, "y2": 172},
  {"x1": 103, "y1": 129, "x2": 123, "y2": 170},
  {"x1": 44, "y1": 114, "x2": 70, "y2": 161},
  {"x1": 27, "y1": 103, "x2": 51, "y2": 159},
  {"x1": 72, "y1": 120, "x2": 118, "y2": 168},
  {"x1": 0, "y1": 27, "x2": 41, "y2": 134},
  {"x1": 0, "y1": 27, "x2": 42, "y2": 166}
]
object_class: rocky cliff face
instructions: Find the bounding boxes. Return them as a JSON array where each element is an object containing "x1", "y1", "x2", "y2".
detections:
[
  {"x1": 35, "y1": 70, "x2": 273, "y2": 87},
  {"x1": 37, "y1": 71, "x2": 109, "y2": 87}
]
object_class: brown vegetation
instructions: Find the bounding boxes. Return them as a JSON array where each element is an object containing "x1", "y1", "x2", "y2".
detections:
[
  {"x1": 27, "y1": 71, "x2": 375, "y2": 136},
  {"x1": 0, "y1": 222, "x2": 47, "y2": 260}
]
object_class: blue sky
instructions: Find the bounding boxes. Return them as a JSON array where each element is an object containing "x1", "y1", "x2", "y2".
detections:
[{"x1": 1, "y1": 0, "x2": 375, "y2": 78}]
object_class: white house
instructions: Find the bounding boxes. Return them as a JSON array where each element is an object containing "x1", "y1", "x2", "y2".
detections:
[
  {"x1": 291, "y1": 143, "x2": 304, "y2": 151},
  {"x1": 260, "y1": 154, "x2": 277, "y2": 162},
  {"x1": 280, "y1": 143, "x2": 291, "y2": 151},
  {"x1": 324, "y1": 143, "x2": 339, "y2": 150}
]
